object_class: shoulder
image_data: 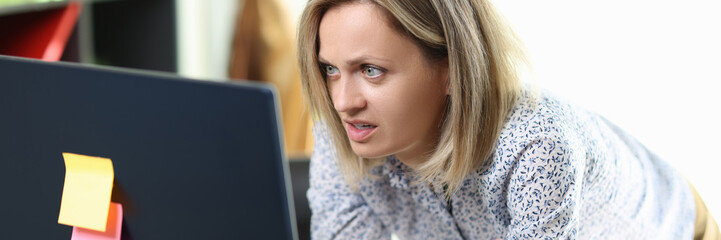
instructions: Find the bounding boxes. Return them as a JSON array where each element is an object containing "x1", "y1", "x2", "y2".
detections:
[
  {"x1": 496, "y1": 88, "x2": 585, "y2": 161},
  {"x1": 477, "y1": 88, "x2": 590, "y2": 190}
]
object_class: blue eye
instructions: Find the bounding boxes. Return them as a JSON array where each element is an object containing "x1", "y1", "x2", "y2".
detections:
[
  {"x1": 364, "y1": 66, "x2": 383, "y2": 78},
  {"x1": 325, "y1": 65, "x2": 339, "y2": 76}
]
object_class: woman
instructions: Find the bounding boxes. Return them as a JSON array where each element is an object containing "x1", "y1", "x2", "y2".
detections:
[{"x1": 297, "y1": 0, "x2": 718, "y2": 239}]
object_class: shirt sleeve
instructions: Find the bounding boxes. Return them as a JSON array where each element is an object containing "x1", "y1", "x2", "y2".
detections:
[
  {"x1": 505, "y1": 136, "x2": 582, "y2": 240},
  {"x1": 307, "y1": 123, "x2": 389, "y2": 240}
]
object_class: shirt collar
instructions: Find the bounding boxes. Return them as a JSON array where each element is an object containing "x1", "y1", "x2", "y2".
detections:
[{"x1": 385, "y1": 155, "x2": 413, "y2": 189}]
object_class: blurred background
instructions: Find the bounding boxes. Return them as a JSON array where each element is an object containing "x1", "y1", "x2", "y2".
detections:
[{"x1": 0, "y1": 0, "x2": 718, "y2": 238}]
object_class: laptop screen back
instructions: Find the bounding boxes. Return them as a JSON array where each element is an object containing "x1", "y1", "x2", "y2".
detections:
[{"x1": 0, "y1": 56, "x2": 298, "y2": 239}]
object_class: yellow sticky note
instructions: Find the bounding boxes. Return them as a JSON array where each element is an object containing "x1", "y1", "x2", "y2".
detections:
[{"x1": 58, "y1": 153, "x2": 114, "y2": 232}]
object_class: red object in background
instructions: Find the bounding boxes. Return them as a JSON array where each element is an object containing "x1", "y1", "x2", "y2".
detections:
[{"x1": 0, "y1": 2, "x2": 81, "y2": 61}]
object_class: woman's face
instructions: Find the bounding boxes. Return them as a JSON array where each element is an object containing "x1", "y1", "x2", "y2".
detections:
[{"x1": 318, "y1": 2, "x2": 448, "y2": 168}]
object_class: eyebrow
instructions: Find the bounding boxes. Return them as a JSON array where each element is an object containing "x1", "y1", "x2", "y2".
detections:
[
  {"x1": 317, "y1": 55, "x2": 390, "y2": 66},
  {"x1": 317, "y1": 56, "x2": 331, "y2": 65}
]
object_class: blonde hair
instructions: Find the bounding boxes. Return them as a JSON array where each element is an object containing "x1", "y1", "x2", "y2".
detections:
[{"x1": 298, "y1": 0, "x2": 525, "y2": 198}]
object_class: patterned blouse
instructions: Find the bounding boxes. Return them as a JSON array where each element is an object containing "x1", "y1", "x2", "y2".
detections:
[{"x1": 307, "y1": 88, "x2": 695, "y2": 239}]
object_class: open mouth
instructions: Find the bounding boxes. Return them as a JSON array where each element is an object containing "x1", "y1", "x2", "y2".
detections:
[
  {"x1": 346, "y1": 122, "x2": 377, "y2": 142},
  {"x1": 352, "y1": 123, "x2": 376, "y2": 129}
]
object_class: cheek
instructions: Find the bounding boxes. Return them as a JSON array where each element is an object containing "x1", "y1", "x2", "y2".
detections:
[
  {"x1": 326, "y1": 81, "x2": 337, "y2": 101},
  {"x1": 326, "y1": 80, "x2": 347, "y2": 110},
  {"x1": 371, "y1": 81, "x2": 444, "y2": 133}
]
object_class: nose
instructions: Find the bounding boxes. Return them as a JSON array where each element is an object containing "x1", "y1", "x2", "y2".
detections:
[{"x1": 329, "y1": 75, "x2": 366, "y2": 114}]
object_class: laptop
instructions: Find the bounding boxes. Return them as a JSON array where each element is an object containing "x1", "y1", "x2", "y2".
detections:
[{"x1": 0, "y1": 55, "x2": 298, "y2": 239}]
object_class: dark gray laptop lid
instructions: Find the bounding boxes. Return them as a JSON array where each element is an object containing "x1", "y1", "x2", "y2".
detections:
[{"x1": 0, "y1": 55, "x2": 298, "y2": 239}]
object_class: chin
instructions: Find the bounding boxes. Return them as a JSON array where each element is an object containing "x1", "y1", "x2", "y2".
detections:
[{"x1": 349, "y1": 142, "x2": 389, "y2": 159}]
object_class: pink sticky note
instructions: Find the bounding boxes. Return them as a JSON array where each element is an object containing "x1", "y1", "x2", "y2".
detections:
[{"x1": 71, "y1": 202, "x2": 123, "y2": 240}]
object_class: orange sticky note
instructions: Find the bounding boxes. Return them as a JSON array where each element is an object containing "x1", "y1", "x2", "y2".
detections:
[
  {"x1": 58, "y1": 153, "x2": 115, "y2": 231},
  {"x1": 71, "y1": 202, "x2": 123, "y2": 240}
]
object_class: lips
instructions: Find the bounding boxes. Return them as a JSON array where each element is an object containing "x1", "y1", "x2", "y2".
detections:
[{"x1": 345, "y1": 120, "x2": 377, "y2": 142}]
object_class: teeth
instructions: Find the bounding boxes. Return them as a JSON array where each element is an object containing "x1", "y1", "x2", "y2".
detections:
[{"x1": 353, "y1": 124, "x2": 375, "y2": 129}]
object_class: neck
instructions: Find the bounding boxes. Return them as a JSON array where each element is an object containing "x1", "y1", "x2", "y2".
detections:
[{"x1": 395, "y1": 147, "x2": 433, "y2": 170}]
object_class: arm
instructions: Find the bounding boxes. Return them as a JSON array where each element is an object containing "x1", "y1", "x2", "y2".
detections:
[
  {"x1": 505, "y1": 137, "x2": 583, "y2": 240},
  {"x1": 307, "y1": 123, "x2": 388, "y2": 240}
]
